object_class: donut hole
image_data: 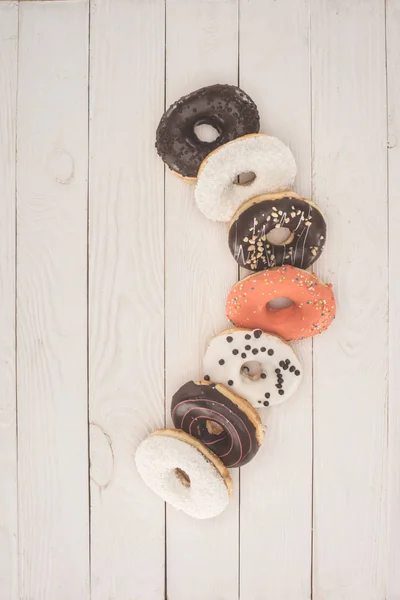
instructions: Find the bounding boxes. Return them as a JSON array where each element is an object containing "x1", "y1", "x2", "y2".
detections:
[
  {"x1": 193, "y1": 122, "x2": 220, "y2": 143},
  {"x1": 205, "y1": 420, "x2": 224, "y2": 436},
  {"x1": 241, "y1": 360, "x2": 263, "y2": 381},
  {"x1": 233, "y1": 171, "x2": 257, "y2": 186},
  {"x1": 174, "y1": 467, "x2": 191, "y2": 488},
  {"x1": 266, "y1": 227, "x2": 294, "y2": 245},
  {"x1": 268, "y1": 297, "x2": 294, "y2": 309}
]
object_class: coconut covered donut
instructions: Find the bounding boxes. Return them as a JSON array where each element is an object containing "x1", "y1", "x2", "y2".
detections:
[
  {"x1": 203, "y1": 329, "x2": 302, "y2": 408},
  {"x1": 171, "y1": 380, "x2": 264, "y2": 467},
  {"x1": 226, "y1": 266, "x2": 336, "y2": 341},
  {"x1": 195, "y1": 134, "x2": 297, "y2": 222},
  {"x1": 228, "y1": 191, "x2": 326, "y2": 271},
  {"x1": 155, "y1": 84, "x2": 260, "y2": 180},
  {"x1": 135, "y1": 429, "x2": 233, "y2": 519}
]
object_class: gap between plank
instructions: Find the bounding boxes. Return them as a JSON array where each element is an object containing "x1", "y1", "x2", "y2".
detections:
[
  {"x1": 237, "y1": 1, "x2": 241, "y2": 598},
  {"x1": 309, "y1": 2, "x2": 314, "y2": 597},
  {"x1": 163, "y1": 0, "x2": 167, "y2": 598},
  {"x1": 86, "y1": 0, "x2": 92, "y2": 598},
  {"x1": 15, "y1": 1, "x2": 21, "y2": 596}
]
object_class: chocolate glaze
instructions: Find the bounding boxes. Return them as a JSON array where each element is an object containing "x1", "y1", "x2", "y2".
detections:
[
  {"x1": 229, "y1": 194, "x2": 326, "y2": 271},
  {"x1": 171, "y1": 381, "x2": 261, "y2": 468},
  {"x1": 155, "y1": 84, "x2": 260, "y2": 178}
]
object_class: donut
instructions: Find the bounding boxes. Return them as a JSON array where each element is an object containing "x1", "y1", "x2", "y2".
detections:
[
  {"x1": 203, "y1": 329, "x2": 302, "y2": 408},
  {"x1": 155, "y1": 84, "x2": 260, "y2": 180},
  {"x1": 194, "y1": 134, "x2": 296, "y2": 222},
  {"x1": 171, "y1": 380, "x2": 264, "y2": 467},
  {"x1": 228, "y1": 191, "x2": 326, "y2": 271},
  {"x1": 226, "y1": 266, "x2": 336, "y2": 341},
  {"x1": 135, "y1": 429, "x2": 233, "y2": 519}
]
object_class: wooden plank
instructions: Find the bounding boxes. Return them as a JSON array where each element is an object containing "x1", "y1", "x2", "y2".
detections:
[
  {"x1": 0, "y1": 3, "x2": 18, "y2": 600},
  {"x1": 88, "y1": 1, "x2": 165, "y2": 599},
  {"x1": 311, "y1": 2, "x2": 387, "y2": 598},
  {"x1": 16, "y1": 2, "x2": 90, "y2": 598},
  {"x1": 386, "y1": 1, "x2": 400, "y2": 597},
  {"x1": 164, "y1": 1, "x2": 239, "y2": 599},
  {"x1": 238, "y1": 2, "x2": 312, "y2": 598}
]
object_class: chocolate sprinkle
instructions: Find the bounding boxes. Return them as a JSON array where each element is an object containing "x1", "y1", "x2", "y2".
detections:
[
  {"x1": 227, "y1": 336, "x2": 233, "y2": 343},
  {"x1": 219, "y1": 359, "x2": 225, "y2": 365},
  {"x1": 254, "y1": 330, "x2": 262, "y2": 338},
  {"x1": 268, "y1": 349, "x2": 274, "y2": 356}
]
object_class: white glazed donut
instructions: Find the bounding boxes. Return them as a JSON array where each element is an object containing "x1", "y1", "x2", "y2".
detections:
[
  {"x1": 195, "y1": 134, "x2": 297, "y2": 222},
  {"x1": 135, "y1": 429, "x2": 233, "y2": 519},
  {"x1": 203, "y1": 328, "x2": 302, "y2": 408}
]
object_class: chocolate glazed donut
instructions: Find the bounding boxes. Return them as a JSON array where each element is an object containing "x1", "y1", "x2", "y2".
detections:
[
  {"x1": 228, "y1": 191, "x2": 327, "y2": 271},
  {"x1": 171, "y1": 380, "x2": 264, "y2": 468},
  {"x1": 156, "y1": 84, "x2": 260, "y2": 179}
]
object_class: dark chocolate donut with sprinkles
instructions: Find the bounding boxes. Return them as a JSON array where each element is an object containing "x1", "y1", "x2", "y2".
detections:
[
  {"x1": 228, "y1": 191, "x2": 326, "y2": 271},
  {"x1": 155, "y1": 84, "x2": 260, "y2": 179},
  {"x1": 171, "y1": 380, "x2": 264, "y2": 468}
]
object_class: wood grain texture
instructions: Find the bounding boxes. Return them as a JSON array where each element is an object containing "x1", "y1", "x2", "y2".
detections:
[
  {"x1": 238, "y1": 2, "x2": 313, "y2": 598},
  {"x1": 88, "y1": 1, "x2": 165, "y2": 598},
  {"x1": 0, "y1": 3, "x2": 18, "y2": 600},
  {"x1": 164, "y1": 1, "x2": 239, "y2": 599},
  {"x1": 386, "y1": 1, "x2": 400, "y2": 598},
  {"x1": 16, "y1": 2, "x2": 90, "y2": 598},
  {"x1": 311, "y1": 2, "x2": 388, "y2": 599}
]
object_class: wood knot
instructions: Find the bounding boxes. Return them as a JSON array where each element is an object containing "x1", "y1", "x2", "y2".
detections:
[
  {"x1": 48, "y1": 148, "x2": 74, "y2": 184},
  {"x1": 89, "y1": 423, "x2": 114, "y2": 488}
]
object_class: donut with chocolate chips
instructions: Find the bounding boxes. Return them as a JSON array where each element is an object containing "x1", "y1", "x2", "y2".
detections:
[
  {"x1": 171, "y1": 380, "x2": 264, "y2": 467},
  {"x1": 203, "y1": 328, "x2": 303, "y2": 408},
  {"x1": 228, "y1": 191, "x2": 326, "y2": 271},
  {"x1": 155, "y1": 84, "x2": 260, "y2": 180}
]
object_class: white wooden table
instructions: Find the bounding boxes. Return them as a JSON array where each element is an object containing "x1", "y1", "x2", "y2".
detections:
[{"x1": 0, "y1": 0, "x2": 399, "y2": 598}]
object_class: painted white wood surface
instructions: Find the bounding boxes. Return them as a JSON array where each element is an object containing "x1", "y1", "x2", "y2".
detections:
[
  {"x1": 386, "y1": 1, "x2": 400, "y2": 598},
  {"x1": 16, "y1": 1, "x2": 90, "y2": 598},
  {"x1": 239, "y1": 2, "x2": 312, "y2": 597},
  {"x1": 0, "y1": 3, "x2": 18, "y2": 600},
  {"x1": 311, "y1": 1, "x2": 388, "y2": 599},
  {"x1": 164, "y1": 2, "x2": 239, "y2": 599},
  {"x1": 89, "y1": 1, "x2": 165, "y2": 599},
  {"x1": 0, "y1": 0, "x2": 399, "y2": 598}
]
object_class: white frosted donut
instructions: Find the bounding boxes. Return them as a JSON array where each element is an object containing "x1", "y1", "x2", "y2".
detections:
[
  {"x1": 135, "y1": 429, "x2": 233, "y2": 519},
  {"x1": 195, "y1": 134, "x2": 297, "y2": 222},
  {"x1": 203, "y1": 328, "x2": 302, "y2": 408}
]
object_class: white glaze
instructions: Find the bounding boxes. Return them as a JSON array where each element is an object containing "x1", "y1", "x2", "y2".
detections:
[
  {"x1": 195, "y1": 134, "x2": 297, "y2": 222},
  {"x1": 135, "y1": 433, "x2": 230, "y2": 519},
  {"x1": 203, "y1": 329, "x2": 302, "y2": 407}
]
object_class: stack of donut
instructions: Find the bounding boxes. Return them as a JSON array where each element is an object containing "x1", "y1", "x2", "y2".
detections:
[{"x1": 135, "y1": 84, "x2": 336, "y2": 520}]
